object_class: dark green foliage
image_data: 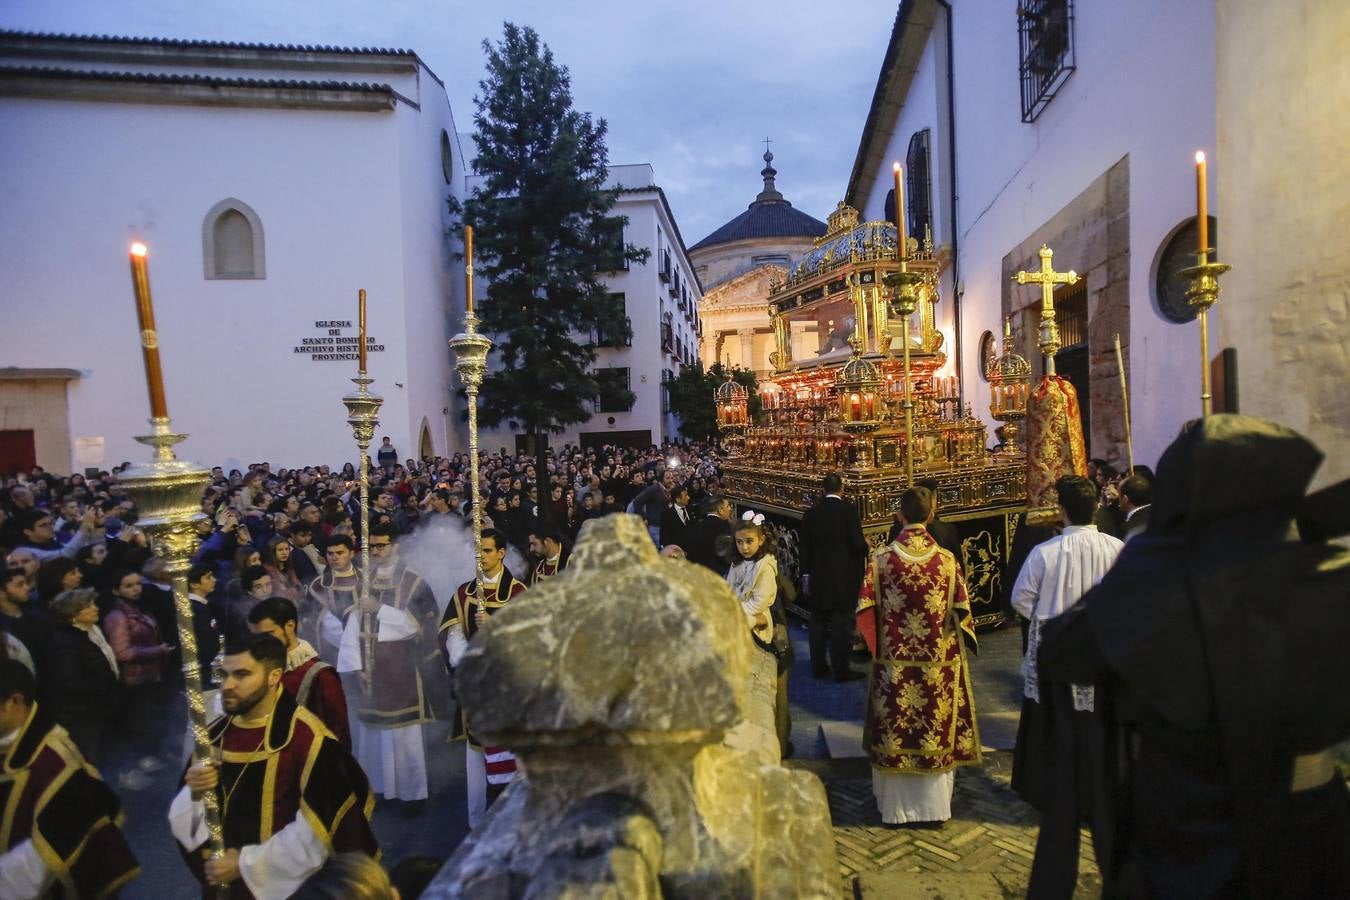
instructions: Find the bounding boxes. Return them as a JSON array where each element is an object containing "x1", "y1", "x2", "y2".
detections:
[
  {"x1": 450, "y1": 23, "x2": 649, "y2": 448},
  {"x1": 663, "y1": 363, "x2": 760, "y2": 443}
]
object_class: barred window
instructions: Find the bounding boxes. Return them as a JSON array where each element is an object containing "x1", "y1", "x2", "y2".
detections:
[{"x1": 1018, "y1": 0, "x2": 1076, "y2": 123}]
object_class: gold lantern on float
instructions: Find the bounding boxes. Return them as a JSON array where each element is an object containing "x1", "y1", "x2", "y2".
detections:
[
  {"x1": 988, "y1": 317, "x2": 1032, "y2": 455},
  {"x1": 836, "y1": 337, "x2": 883, "y2": 432},
  {"x1": 715, "y1": 370, "x2": 750, "y2": 428}
]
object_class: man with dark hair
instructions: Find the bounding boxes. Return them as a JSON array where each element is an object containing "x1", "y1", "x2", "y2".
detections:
[
  {"x1": 304, "y1": 533, "x2": 362, "y2": 661},
  {"x1": 800, "y1": 473, "x2": 869, "y2": 680},
  {"x1": 17, "y1": 508, "x2": 93, "y2": 563},
  {"x1": 685, "y1": 495, "x2": 734, "y2": 576},
  {"x1": 337, "y1": 524, "x2": 440, "y2": 810},
  {"x1": 248, "y1": 597, "x2": 349, "y2": 750},
  {"x1": 1, "y1": 564, "x2": 48, "y2": 670},
  {"x1": 856, "y1": 486, "x2": 980, "y2": 825},
  {"x1": 527, "y1": 525, "x2": 569, "y2": 584},
  {"x1": 0, "y1": 659, "x2": 140, "y2": 896},
  {"x1": 658, "y1": 483, "x2": 694, "y2": 551},
  {"x1": 169, "y1": 635, "x2": 377, "y2": 898},
  {"x1": 290, "y1": 518, "x2": 324, "y2": 582},
  {"x1": 888, "y1": 478, "x2": 960, "y2": 555},
  {"x1": 440, "y1": 527, "x2": 527, "y2": 827},
  {"x1": 1118, "y1": 474, "x2": 1152, "y2": 542},
  {"x1": 1008, "y1": 473, "x2": 1123, "y2": 897}
]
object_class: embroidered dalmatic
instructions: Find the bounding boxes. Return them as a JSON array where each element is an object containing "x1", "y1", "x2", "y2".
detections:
[
  {"x1": 856, "y1": 526, "x2": 980, "y2": 821},
  {"x1": 170, "y1": 691, "x2": 377, "y2": 899},
  {"x1": 0, "y1": 706, "x2": 140, "y2": 898}
]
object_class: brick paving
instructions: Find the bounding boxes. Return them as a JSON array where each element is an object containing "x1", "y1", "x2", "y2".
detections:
[{"x1": 785, "y1": 621, "x2": 1102, "y2": 898}]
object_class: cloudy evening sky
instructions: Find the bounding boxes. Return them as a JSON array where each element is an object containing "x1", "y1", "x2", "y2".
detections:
[{"x1": 2, "y1": 0, "x2": 894, "y2": 248}]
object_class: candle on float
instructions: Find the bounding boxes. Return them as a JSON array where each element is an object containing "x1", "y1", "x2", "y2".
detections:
[
  {"x1": 1194, "y1": 151, "x2": 1208, "y2": 254},
  {"x1": 464, "y1": 224, "x2": 475, "y2": 313},
  {"x1": 358, "y1": 288, "x2": 368, "y2": 373},
  {"x1": 128, "y1": 242, "x2": 169, "y2": 419},
  {"x1": 850, "y1": 393, "x2": 862, "y2": 421},
  {"x1": 893, "y1": 162, "x2": 908, "y2": 261}
]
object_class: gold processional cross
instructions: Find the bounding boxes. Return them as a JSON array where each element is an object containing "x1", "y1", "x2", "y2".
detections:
[{"x1": 1014, "y1": 244, "x2": 1078, "y2": 376}]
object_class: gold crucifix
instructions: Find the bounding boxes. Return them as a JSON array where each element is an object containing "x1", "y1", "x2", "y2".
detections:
[{"x1": 1014, "y1": 244, "x2": 1078, "y2": 375}]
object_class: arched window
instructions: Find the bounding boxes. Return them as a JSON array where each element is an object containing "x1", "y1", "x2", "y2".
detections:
[
  {"x1": 202, "y1": 199, "x2": 265, "y2": 279},
  {"x1": 906, "y1": 129, "x2": 932, "y2": 244}
]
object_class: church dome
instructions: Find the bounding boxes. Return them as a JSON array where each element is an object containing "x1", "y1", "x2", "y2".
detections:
[{"x1": 689, "y1": 150, "x2": 828, "y2": 252}]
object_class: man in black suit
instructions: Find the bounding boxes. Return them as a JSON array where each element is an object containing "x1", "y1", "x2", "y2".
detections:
[
  {"x1": 887, "y1": 477, "x2": 960, "y2": 555},
  {"x1": 684, "y1": 495, "x2": 734, "y2": 576},
  {"x1": 800, "y1": 473, "x2": 869, "y2": 680},
  {"x1": 1118, "y1": 474, "x2": 1152, "y2": 542},
  {"x1": 658, "y1": 484, "x2": 694, "y2": 551}
]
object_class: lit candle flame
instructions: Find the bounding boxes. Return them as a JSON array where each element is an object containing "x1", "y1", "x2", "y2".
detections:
[
  {"x1": 1194, "y1": 151, "x2": 1206, "y2": 165},
  {"x1": 130, "y1": 242, "x2": 148, "y2": 257}
]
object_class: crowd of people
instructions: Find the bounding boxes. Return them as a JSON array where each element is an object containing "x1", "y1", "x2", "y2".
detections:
[
  {"x1": 2, "y1": 415, "x2": 1347, "y2": 899},
  {"x1": 0, "y1": 439, "x2": 735, "y2": 898}
]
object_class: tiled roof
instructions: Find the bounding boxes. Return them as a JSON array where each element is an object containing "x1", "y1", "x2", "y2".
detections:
[
  {"x1": 0, "y1": 29, "x2": 415, "y2": 57},
  {"x1": 689, "y1": 200, "x2": 827, "y2": 252},
  {"x1": 0, "y1": 64, "x2": 397, "y2": 95}
]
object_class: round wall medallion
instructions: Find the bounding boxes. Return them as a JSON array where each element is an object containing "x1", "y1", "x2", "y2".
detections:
[
  {"x1": 1154, "y1": 216, "x2": 1217, "y2": 324},
  {"x1": 978, "y1": 330, "x2": 996, "y2": 381}
]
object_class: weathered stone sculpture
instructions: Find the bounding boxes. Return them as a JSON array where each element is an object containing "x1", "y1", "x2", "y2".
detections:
[{"x1": 424, "y1": 514, "x2": 837, "y2": 899}]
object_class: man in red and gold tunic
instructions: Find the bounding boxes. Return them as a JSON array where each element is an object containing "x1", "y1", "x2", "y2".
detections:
[
  {"x1": 169, "y1": 635, "x2": 376, "y2": 899},
  {"x1": 0, "y1": 658, "x2": 140, "y2": 898},
  {"x1": 856, "y1": 486, "x2": 980, "y2": 826},
  {"x1": 247, "y1": 597, "x2": 350, "y2": 751},
  {"x1": 527, "y1": 525, "x2": 569, "y2": 585},
  {"x1": 440, "y1": 528, "x2": 527, "y2": 828}
]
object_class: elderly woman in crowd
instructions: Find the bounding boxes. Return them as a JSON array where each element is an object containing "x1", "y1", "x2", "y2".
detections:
[{"x1": 46, "y1": 588, "x2": 121, "y2": 762}]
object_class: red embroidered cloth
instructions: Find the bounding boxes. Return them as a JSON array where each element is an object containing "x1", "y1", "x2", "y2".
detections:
[
  {"x1": 1026, "y1": 375, "x2": 1089, "y2": 525},
  {"x1": 856, "y1": 527, "x2": 981, "y2": 773}
]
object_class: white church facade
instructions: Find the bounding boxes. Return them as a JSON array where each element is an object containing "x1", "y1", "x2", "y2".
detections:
[
  {"x1": 846, "y1": 0, "x2": 1219, "y2": 472},
  {"x1": 0, "y1": 30, "x2": 468, "y2": 472}
]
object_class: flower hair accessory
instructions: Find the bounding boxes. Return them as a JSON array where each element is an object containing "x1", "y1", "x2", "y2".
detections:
[{"x1": 741, "y1": 510, "x2": 766, "y2": 526}]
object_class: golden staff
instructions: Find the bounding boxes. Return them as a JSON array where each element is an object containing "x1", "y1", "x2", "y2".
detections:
[
  {"x1": 450, "y1": 225, "x2": 492, "y2": 605},
  {"x1": 342, "y1": 289, "x2": 382, "y2": 691},
  {"x1": 118, "y1": 243, "x2": 229, "y2": 899},
  {"x1": 887, "y1": 162, "x2": 923, "y2": 486},
  {"x1": 1113, "y1": 333, "x2": 1134, "y2": 471}
]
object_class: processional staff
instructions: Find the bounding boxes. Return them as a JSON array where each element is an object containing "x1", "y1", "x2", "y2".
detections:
[
  {"x1": 118, "y1": 243, "x2": 230, "y2": 898},
  {"x1": 450, "y1": 225, "x2": 493, "y2": 609},
  {"x1": 342, "y1": 289, "x2": 383, "y2": 692}
]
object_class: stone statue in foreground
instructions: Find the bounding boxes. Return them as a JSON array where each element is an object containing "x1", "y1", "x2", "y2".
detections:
[{"x1": 424, "y1": 514, "x2": 837, "y2": 898}]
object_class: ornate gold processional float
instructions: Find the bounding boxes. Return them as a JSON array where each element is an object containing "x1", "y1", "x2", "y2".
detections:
[
  {"x1": 718, "y1": 153, "x2": 1229, "y2": 627},
  {"x1": 716, "y1": 189, "x2": 1030, "y2": 627}
]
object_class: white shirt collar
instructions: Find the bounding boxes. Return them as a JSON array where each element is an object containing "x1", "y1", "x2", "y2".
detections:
[
  {"x1": 1062, "y1": 524, "x2": 1099, "y2": 534},
  {"x1": 1125, "y1": 504, "x2": 1151, "y2": 522},
  {"x1": 287, "y1": 639, "x2": 318, "y2": 671}
]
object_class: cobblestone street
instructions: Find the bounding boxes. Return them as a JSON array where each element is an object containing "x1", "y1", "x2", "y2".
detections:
[{"x1": 785, "y1": 620, "x2": 1102, "y2": 898}]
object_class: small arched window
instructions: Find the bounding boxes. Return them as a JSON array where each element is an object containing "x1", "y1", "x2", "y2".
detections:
[{"x1": 202, "y1": 198, "x2": 265, "y2": 279}]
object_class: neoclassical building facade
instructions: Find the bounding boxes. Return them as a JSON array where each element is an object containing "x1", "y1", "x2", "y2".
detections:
[{"x1": 690, "y1": 151, "x2": 826, "y2": 376}]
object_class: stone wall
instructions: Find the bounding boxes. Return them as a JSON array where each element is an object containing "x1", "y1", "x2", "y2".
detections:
[
  {"x1": 1217, "y1": 0, "x2": 1350, "y2": 490},
  {"x1": 1001, "y1": 157, "x2": 1131, "y2": 469}
]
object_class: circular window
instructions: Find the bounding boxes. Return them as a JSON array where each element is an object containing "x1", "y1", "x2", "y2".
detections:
[
  {"x1": 440, "y1": 130, "x2": 453, "y2": 185},
  {"x1": 1153, "y1": 216, "x2": 1217, "y2": 324}
]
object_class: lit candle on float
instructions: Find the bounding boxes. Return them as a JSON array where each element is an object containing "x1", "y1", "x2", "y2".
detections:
[
  {"x1": 850, "y1": 392, "x2": 862, "y2": 421},
  {"x1": 464, "y1": 224, "x2": 475, "y2": 313},
  {"x1": 893, "y1": 162, "x2": 908, "y2": 262},
  {"x1": 128, "y1": 242, "x2": 170, "y2": 419},
  {"x1": 358, "y1": 288, "x2": 368, "y2": 373},
  {"x1": 1194, "y1": 151, "x2": 1208, "y2": 255}
]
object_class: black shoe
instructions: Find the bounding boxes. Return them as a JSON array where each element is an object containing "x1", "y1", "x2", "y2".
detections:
[{"x1": 833, "y1": 669, "x2": 866, "y2": 682}]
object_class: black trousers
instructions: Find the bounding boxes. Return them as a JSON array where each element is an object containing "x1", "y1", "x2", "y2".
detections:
[{"x1": 808, "y1": 604, "x2": 854, "y2": 676}]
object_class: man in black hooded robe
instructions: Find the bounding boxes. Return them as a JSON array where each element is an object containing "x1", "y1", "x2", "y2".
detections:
[{"x1": 1037, "y1": 414, "x2": 1350, "y2": 899}]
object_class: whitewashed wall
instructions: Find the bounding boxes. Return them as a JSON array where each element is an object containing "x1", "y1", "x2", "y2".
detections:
[
  {"x1": 0, "y1": 63, "x2": 464, "y2": 472},
  {"x1": 855, "y1": 0, "x2": 1217, "y2": 469}
]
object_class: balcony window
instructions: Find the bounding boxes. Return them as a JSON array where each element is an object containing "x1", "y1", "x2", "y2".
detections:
[
  {"x1": 595, "y1": 367, "x2": 634, "y2": 413},
  {"x1": 595, "y1": 218, "x2": 628, "y2": 272},
  {"x1": 1018, "y1": 0, "x2": 1076, "y2": 123},
  {"x1": 906, "y1": 129, "x2": 932, "y2": 244}
]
